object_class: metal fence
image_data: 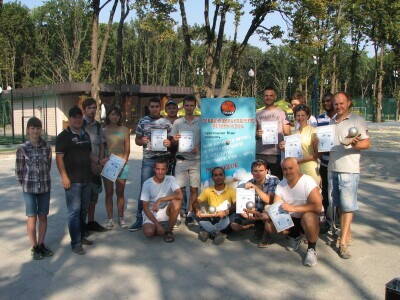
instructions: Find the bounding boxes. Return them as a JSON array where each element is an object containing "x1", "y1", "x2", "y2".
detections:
[{"x1": 352, "y1": 97, "x2": 398, "y2": 121}]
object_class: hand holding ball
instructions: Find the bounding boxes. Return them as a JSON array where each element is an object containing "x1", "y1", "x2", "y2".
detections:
[
  {"x1": 348, "y1": 127, "x2": 359, "y2": 138},
  {"x1": 208, "y1": 206, "x2": 216, "y2": 214},
  {"x1": 246, "y1": 201, "x2": 255, "y2": 210}
]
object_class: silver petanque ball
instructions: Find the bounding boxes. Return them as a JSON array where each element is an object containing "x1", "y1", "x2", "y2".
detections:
[
  {"x1": 348, "y1": 127, "x2": 359, "y2": 137},
  {"x1": 246, "y1": 201, "x2": 255, "y2": 210},
  {"x1": 208, "y1": 206, "x2": 216, "y2": 214}
]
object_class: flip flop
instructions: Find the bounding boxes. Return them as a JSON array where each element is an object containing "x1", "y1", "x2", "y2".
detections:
[{"x1": 163, "y1": 231, "x2": 175, "y2": 243}]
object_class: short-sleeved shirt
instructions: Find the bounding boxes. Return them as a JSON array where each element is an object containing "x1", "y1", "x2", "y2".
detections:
[
  {"x1": 294, "y1": 115, "x2": 318, "y2": 130},
  {"x1": 83, "y1": 118, "x2": 103, "y2": 158},
  {"x1": 246, "y1": 175, "x2": 280, "y2": 211},
  {"x1": 198, "y1": 185, "x2": 236, "y2": 209},
  {"x1": 102, "y1": 126, "x2": 129, "y2": 157},
  {"x1": 136, "y1": 115, "x2": 172, "y2": 159},
  {"x1": 328, "y1": 113, "x2": 369, "y2": 173},
  {"x1": 55, "y1": 127, "x2": 92, "y2": 183},
  {"x1": 256, "y1": 107, "x2": 289, "y2": 155},
  {"x1": 316, "y1": 112, "x2": 334, "y2": 167},
  {"x1": 275, "y1": 174, "x2": 318, "y2": 218},
  {"x1": 141, "y1": 175, "x2": 180, "y2": 209},
  {"x1": 170, "y1": 116, "x2": 200, "y2": 160}
]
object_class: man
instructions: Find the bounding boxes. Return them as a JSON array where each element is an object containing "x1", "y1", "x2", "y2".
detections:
[
  {"x1": 264, "y1": 158, "x2": 322, "y2": 267},
  {"x1": 129, "y1": 97, "x2": 172, "y2": 231},
  {"x1": 81, "y1": 98, "x2": 107, "y2": 233},
  {"x1": 328, "y1": 92, "x2": 370, "y2": 259},
  {"x1": 170, "y1": 95, "x2": 200, "y2": 225},
  {"x1": 316, "y1": 93, "x2": 335, "y2": 228},
  {"x1": 194, "y1": 167, "x2": 235, "y2": 245},
  {"x1": 230, "y1": 160, "x2": 279, "y2": 240},
  {"x1": 164, "y1": 99, "x2": 179, "y2": 176},
  {"x1": 142, "y1": 160, "x2": 182, "y2": 242},
  {"x1": 256, "y1": 87, "x2": 291, "y2": 179},
  {"x1": 164, "y1": 99, "x2": 179, "y2": 124},
  {"x1": 56, "y1": 106, "x2": 94, "y2": 255},
  {"x1": 291, "y1": 91, "x2": 318, "y2": 128}
]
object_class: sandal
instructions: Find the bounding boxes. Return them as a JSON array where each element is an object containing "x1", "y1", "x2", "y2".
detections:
[{"x1": 163, "y1": 231, "x2": 175, "y2": 243}]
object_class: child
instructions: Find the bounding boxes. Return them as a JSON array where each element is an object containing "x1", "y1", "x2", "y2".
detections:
[{"x1": 16, "y1": 117, "x2": 53, "y2": 260}]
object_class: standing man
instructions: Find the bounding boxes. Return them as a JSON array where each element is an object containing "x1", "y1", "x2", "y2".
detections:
[
  {"x1": 256, "y1": 87, "x2": 290, "y2": 179},
  {"x1": 329, "y1": 92, "x2": 370, "y2": 259},
  {"x1": 56, "y1": 106, "x2": 94, "y2": 255},
  {"x1": 128, "y1": 97, "x2": 172, "y2": 231},
  {"x1": 82, "y1": 98, "x2": 107, "y2": 233},
  {"x1": 170, "y1": 95, "x2": 200, "y2": 225}
]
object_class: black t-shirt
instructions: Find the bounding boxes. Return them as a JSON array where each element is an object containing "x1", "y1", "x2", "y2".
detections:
[{"x1": 56, "y1": 127, "x2": 92, "y2": 183}]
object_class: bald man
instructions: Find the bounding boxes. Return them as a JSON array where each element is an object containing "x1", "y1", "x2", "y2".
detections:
[{"x1": 263, "y1": 158, "x2": 322, "y2": 267}]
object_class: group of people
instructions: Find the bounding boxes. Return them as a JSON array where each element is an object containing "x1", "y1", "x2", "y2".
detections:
[{"x1": 15, "y1": 87, "x2": 370, "y2": 267}]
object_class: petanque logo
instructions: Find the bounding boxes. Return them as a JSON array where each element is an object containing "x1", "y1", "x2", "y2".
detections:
[{"x1": 220, "y1": 100, "x2": 236, "y2": 116}]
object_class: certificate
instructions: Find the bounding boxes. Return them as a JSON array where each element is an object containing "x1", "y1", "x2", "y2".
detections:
[
  {"x1": 101, "y1": 154, "x2": 126, "y2": 182},
  {"x1": 261, "y1": 121, "x2": 278, "y2": 145},
  {"x1": 266, "y1": 202, "x2": 294, "y2": 232},
  {"x1": 317, "y1": 125, "x2": 335, "y2": 152},
  {"x1": 235, "y1": 188, "x2": 255, "y2": 214},
  {"x1": 284, "y1": 134, "x2": 303, "y2": 158},
  {"x1": 151, "y1": 129, "x2": 167, "y2": 151},
  {"x1": 178, "y1": 131, "x2": 194, "y2": 153}
]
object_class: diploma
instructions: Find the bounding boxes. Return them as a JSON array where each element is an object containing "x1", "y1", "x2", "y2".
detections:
[
  {"x1": 261, "y1": 121, "x2": 278, "y2": 145},
  {"x1": 266, "y1": 202, "x2": 294, "y2": 232},
  {"x1": 235, "y1": 188, "x2": 255, "y2": 214},
  {"x1": 151, "y1": 129, "x2": 167, "y2": 151},
  {"x1": 284, "y1": 134, "x2": 303, "y2": 158},
  {"x1": 178, "y1": 130, "x2": 194, "y2": 153},
  {"x1": 101, "y1": 154, "x2": 126, "y2": 182},
  {"x1": 317, "y1": 125, "x2": 335, "y2": 152}
]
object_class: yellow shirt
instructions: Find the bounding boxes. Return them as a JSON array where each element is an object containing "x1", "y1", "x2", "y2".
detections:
[{"x1": 198, "y1": 185, "x2": 236, "y2": 208}]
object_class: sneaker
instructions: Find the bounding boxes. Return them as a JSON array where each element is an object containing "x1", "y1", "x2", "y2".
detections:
[
  {"x1": 287, "y1": 236, "x2": 302, "y2": 251},
  {"x1": 104, "y1": 219, "x2": 114, "y2": 230},
  {"x1": 198, "y1": 231, "x2": 209, "y2": 242},
  {"x1": 82, "y1": 238, "x2": 94, "y2": 246},
  {"x1": 31, "y1": 246, "x2": 43, "y2": 260},
  {"x1": 257, "y1": 233, "x2": 273, "y2": 248},
  {"x1": 304, "y1": 248, "x2": 318, "y2": 267},
  {"x1": 119, "y1": 217, "x2": 128, "y2": 229},
  {"x1": 339, "y1": 245, "x2": 351, "y2": 259},
  {"x1": 72, "y1": 245, "x2": 86, "y2": 255},
  {"x1": 185, "y1": 215, "x2": 195, "y2": 226},
  {"x1": 87, "y1": 221, "x2": 108, "y2": 232},
  {"x1": 128, "y1": 218, "x2": 143, "y2": 232},
  {"x1": 39, "y1": 244, "x2": 53, "y2": 257},
  {"x1": 213, "y1": 232, "x2": 225, "y2": 245}
]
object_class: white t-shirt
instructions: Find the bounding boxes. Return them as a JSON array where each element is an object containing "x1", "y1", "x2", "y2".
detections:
[
  {"x1": 275, "y1": 174, "x2": 318, "y2": 218},
  {"x1": 141, "y1": 176, "x2": 180, "y2": 208}
]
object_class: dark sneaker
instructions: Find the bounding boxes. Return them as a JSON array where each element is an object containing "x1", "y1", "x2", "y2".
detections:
[
  {"x1": 81, "y1": 238, "x2": 94, "y2": 246},
  {"x1": 87, "y1": 221, "x2": 107, "y2": 232},
  {"x1": 257, "y1": 233, "x2": 273, "y2": 248},
  {"x1": 319, "y1": 221, "x2": 330, "y2": 235},
  {"x1": 198, "y1": 231, "x2": 209, "y2": 242},
  {"x1": 72, "y1": 245, "x2": 86, "y2": 255},
  {"x1": 185, "y1": 215, "x2": 195, "y2": 225},
  {"x1": 39, "y1": 244, "x2": 54, "y2": 257},
  {"x1": 213, "y1": 232, "x2": 225, "y2": 245},
  {"x1": 128, "y1": 218, "x2": 143, "y2": 232},
  {"x1": 31, "y1": 246, "x2": 43, "y2": 260}
]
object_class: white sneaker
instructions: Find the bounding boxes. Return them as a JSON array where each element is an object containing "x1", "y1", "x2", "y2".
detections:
[
  {"x1": 119, "y1": 217, "x2": 128, "y2": 228},
  {"x1": 304, "y1": 248, "x2": 318, "y2": 267},
  {"x1": 104, "y1": 218, "x2": 114, "y2": 230},
  {"x1": 287, "y1": 236, "x2": 302, "y2": 251}
]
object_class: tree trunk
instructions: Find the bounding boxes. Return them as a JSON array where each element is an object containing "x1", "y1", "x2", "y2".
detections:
[
  {"x1": 331, "y1": 53, "x2": 337, "y2": 94},
  {"x1": 375, "y1": 45, "x2": 384, "y2": 122}
]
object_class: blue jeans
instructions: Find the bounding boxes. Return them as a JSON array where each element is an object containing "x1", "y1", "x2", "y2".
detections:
[
  {"x1": 136, "y1": 158, "x2": 157, "y2": 218},
  {"x1": 65, "y1": 183, "x2": 91, "y2": 248},
  {"x1": 198, "y1": 216, "x2": 230, "y2": 234}
]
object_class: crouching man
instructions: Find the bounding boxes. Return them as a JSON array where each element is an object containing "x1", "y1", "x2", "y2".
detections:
[
  {"x1": 194, "y1": 167, "x2": 235, "y2": 245},
  {"x1": 142, "y1": 160, "x2": 183, "y2": 243},
  {"x1": 264, "y1": 158, "x2": 322, "y2": 267}
]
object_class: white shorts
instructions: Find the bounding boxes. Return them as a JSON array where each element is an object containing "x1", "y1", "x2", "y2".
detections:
[
  {"x1": 142, "y1": 205, "x2": 169, "y2": 225},
  {"x1": 175, "y1": 159, "x2": 200, "y2": 188}
]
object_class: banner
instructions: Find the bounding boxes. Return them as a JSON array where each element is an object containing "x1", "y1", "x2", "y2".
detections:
[{"x1": 200, "y1": 98, "x2": 256, "y2": 189}]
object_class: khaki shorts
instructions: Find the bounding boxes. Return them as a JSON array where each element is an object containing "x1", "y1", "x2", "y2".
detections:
[
  {"x1": 175, "y1": 159, "x2": 200, "y2": 188},
  {"x1": 142, "y1": 205, "x2": 169, "y2": 225}
]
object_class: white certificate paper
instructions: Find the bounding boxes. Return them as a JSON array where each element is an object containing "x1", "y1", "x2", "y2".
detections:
[
  {"x1": 178, "y1": 131, "x2": 194, "y2": 153},
  {"x1": 284, "y1": 134, "x2": 303, "y2": 158},
  {"x1": 101, "y1": 154, "x2": 126, "y2": 182},
  {"x1": 317, "y1": 125, "x2": 335, "y2": 152},
  {"x1": 261, "y1": 121, "x2": 278, "y2": 145},
  {"x1": 235, "y1": 188, "x2": 256, "y2": 214},
  {"x1": 151, "y1": 129, "x2": 167, "y2": 151},
  {"x1": 267, "y1": 202, "x2": 294, "y2": 232}
]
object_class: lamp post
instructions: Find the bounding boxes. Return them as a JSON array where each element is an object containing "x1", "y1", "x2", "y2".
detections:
[
  {"x1": 311, "y1": 56, "x2": 319, "y2": 115},
  {"x1": 248, "y1": 68, "x2": 255, "y2": 97},
  {"x1": 287, "y1": 76, "x2": 293, "y2": 99}
]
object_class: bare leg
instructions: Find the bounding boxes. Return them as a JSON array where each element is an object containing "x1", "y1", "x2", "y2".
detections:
[
  {"x1": 116, "y1": 179, "x2": 126, "y2": 218},
  {"x1": 143, "y1": 224, "x2": 157, "y2": 237},
  {"x1": 103, "y1": 178, "x2": 114, "y2": 219},
  {"x1": 167, "y1": 198, "x2": 181, "y2": 231},
  {"x1": 301, "y1": 212, "x2": 320, "y2": 243},
  {"x1": 340, "y1": 212, "x2": 353, "y2": 246},
  {"x1": 37, "y1": 215, "x2": 48, "y2": 245},
  {"x1": 188, "y1": 187, "x2": 198, "y2": 213},
  {"x1": 27, "y1": 216, "x2": 38, "y2": 247}
]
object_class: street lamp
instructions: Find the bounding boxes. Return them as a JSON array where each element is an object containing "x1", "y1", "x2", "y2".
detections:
[
  {"x1": 311, "y1": 56, "x2": 319, "y2": 115},
  {"x1": 248, "y1": 68, "x2": 255, "y2": 97},
  {"x1": 287, "y1": 76, "x2": 293, "y2": 99}
]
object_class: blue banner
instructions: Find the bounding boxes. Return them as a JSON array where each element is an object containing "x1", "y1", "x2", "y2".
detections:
[{"x1": 200, "y1": 98, "x2": 256, "y2": 189}]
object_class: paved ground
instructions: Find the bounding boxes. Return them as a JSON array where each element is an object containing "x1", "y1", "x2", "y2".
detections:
[{"x1": 0, "y1": 136, "x2": 399, "y2": 300}]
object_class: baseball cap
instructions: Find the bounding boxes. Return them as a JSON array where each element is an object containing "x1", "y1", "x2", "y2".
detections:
[
  {"x1": 166, "y1": 99, "x2": 178, "y2": 106},
  {"x1": 69, "y1": 106, "x2": 83, "y2": 118}
]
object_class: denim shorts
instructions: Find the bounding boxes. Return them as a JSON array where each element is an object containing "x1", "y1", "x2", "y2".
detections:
[
  {"x1": 23, "y1": 191, "x2": 50, "y2": 216},
  {"x1": 328, "y1": 172, "x2": 360, "y2": 212}
]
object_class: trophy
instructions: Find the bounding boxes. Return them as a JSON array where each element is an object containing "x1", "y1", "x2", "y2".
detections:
[{"x1": 208, "y1": 206, "x2": 217, "y2": 214}]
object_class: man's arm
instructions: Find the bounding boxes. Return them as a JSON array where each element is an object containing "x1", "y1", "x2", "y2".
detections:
[
  {"x1": 124, "y1": 129, "x2": 130, "y2": 161},
  {"x1": 283, "y1": 123, "x2": 291, "y2": 136},
  {"x1": 281, "y1": 187, "x2": 322, "y2": 214},
  {"x1": 156, "y1": 188, "x2": 183, "y2": 204},
  {"x1": 352, "y1": 137, "x2": 370, "y2": 150},
  {"x1": 56, "y1": 154, "x2": 71, "y2": 189},
  {"x1": 244, "y1": 182, "x2": 273, "y2": 204},
  {"x1": 143, "y1": 201, "x2": 161, "y2": 226}
]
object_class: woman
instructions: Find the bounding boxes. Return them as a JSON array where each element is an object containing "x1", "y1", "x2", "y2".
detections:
[
  {"x1": 102, "y1": 106, "x2": 130, "y2": 229},
  {"x1": 16, "y1": 117, "x2": 53, "y2": 260},
  {"x1": 280, "y1": 105, "x2": 320, "y2": 184}
]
